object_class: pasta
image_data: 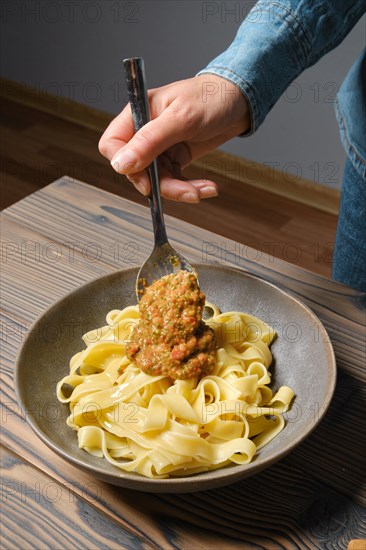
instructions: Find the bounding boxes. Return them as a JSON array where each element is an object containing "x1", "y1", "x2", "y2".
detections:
[{"x1": 56, "y1": 302, "x2": 294, "y2": 478}]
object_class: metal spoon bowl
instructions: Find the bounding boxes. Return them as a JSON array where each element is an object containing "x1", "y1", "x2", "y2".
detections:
[
  {"x1": 135, "y1": 242, "x2": 194, "y2": 298},
  {"x1": 123, "y1": 57, "x2": 195, "y2": 299}
]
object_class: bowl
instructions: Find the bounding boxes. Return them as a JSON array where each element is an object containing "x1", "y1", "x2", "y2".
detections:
[{"x1": 15, "y1": 264, "x2": 336, "y2": 492}]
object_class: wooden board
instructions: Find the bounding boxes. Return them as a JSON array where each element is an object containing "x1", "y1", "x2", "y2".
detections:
[{"x1": 1, "y1": 177, "x2": 365, "y2": 549}]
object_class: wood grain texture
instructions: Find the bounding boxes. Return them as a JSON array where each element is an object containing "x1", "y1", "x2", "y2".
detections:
[
  {"x1": 0, "y1": 447, "x2": 150, "y2": 550},
  {"x1": 1, "y1": 392, "x2": 365, "y2": 549},
  {"x1": 1, "y1": 178, "x2": 365, "y2": 549},
  {"x1": 0, "y1": 96, "x2": 338, "y2": 279}
]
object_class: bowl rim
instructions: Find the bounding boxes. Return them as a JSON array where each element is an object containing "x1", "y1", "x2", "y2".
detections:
[{"x1": 15, "y1": 264, "x2": 337, "y2": 490}]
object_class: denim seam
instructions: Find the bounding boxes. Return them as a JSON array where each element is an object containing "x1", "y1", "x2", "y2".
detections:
[
  {"x1": 254, "y1": 2, "x2": 312, "y2": 63},
  {"x1": 260, "y1": 1, "x2": 365, "y2": 67},
  {"x1": 335, "y1": 99, "x2": 366, "y2": 177},
  {"x1": 249, "y1": 2, "x2": 311, "y2": 69}
]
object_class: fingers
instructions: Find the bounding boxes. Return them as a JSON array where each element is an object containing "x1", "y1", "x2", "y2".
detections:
[
  {"x1": 98, "y1": 103, "x2": 135, "y2": 161},
  {"x1": 159, "y1": 174, "x2": 218, "y2": 202},
  {"x1": 117, "y1": 141, "x2": 219, "y2": 202},
  {"x1": 98, "y1": 80, "x2": 220, "y2": 202},
  {"x1": 126, "y1": 166, "x2": 218, "y2": 203},
  {"x1": 190, "y1": 180, "x2": 219, "y2": 199},
  {"x1": 99, "y1": 101, "x2": 190, "y2": 174},
  {"x1": 109, "y1": 102, "x2": 195, "y2": 174},
  {"x1": 126, "y1": 171, "x2": 151, "y2": 197}
]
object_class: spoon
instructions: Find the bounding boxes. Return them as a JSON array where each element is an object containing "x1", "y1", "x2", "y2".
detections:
[{"x1": 123, "y1": 57, "x2": 195, "y2": 300}]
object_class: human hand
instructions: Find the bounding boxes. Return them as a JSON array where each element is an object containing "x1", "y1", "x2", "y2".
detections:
[{"x1": 99, "y1": 74, "x2": 250, "y2": 203}]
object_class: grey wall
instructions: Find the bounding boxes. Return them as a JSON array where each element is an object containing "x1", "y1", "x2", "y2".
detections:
[{"x1": 1, "y1": 0, "x2": 365, "y2": 189}]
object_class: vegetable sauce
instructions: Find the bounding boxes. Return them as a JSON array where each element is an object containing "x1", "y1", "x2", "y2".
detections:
[{"x1": 126, "y1": 271, "x2": 217, "y2": 379}]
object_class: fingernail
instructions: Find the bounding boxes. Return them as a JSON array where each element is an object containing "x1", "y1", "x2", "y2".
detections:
[
  {"x1": 111, "y1": 149, "x2": 138, "y2": 173},
  {"x1": 180, "y1": 192, "x2": 200, "y2": 203},
  {"x1": 134, "y1": 181, "x2": 149, "y2": 196},
  {"x1": 199, "y1": 186, "x2": 218, "y2": 198}
]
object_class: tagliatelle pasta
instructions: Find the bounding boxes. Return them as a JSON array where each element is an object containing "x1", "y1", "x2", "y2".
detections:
[{"x1": 56, "y1": 302, "x2": 294, "y2": 478}]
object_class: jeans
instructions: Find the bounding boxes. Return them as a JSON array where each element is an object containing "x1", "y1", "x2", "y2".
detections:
[
  {"x1": 197, "y1": 2, "x2": 366, "y2": 291},
  {"x1": 333, "y1": 158, "x2": 366, "y2": 292}
]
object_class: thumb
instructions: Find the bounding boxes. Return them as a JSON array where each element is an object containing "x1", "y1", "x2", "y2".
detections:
[{"x1": 111, "y1": 103, "x2": 193, "y2": 174}]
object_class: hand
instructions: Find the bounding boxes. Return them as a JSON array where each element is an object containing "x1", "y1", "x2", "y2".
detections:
[{"x1": 98, "y1": 74, "x2": 250, "y2": 203}]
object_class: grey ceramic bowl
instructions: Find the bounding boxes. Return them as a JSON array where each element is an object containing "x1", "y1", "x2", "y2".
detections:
[{"x1": 15, "y1": 265, "x2": 336, "y2": 492}]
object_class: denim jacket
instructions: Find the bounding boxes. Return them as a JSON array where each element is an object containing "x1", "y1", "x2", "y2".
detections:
[{"x1": 197, "y1": 0, "x2": 366, "y2": 177}]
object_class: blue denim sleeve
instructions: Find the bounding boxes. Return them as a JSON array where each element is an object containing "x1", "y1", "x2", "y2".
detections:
[{"x1": 197, "y1": 0, "x2": 366, "y2": 135}]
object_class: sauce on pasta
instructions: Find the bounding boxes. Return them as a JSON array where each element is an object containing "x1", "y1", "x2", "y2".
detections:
[
  {"x1": 126, "y1": 271, "x2": 216, "y2": 379},
  {"x1": 56, "y1": 286, "x2": 295, "y2": 478}
]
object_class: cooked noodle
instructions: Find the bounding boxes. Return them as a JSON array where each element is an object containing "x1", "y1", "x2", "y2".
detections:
[{"x1": 56, "y1": 302, "x2": 294, "y2": 478}]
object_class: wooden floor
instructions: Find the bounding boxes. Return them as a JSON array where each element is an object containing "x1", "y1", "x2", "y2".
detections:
[{"x1": 0, "y1": 97, "x2": 338, "y2": 278}]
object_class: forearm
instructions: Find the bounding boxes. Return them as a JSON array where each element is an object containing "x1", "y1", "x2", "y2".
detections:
[{"x1": 197, "y1": 0, "x2": 365, "y2": 134}]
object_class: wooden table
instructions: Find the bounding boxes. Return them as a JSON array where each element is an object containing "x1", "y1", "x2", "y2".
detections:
[{"x1": 1, "y1": 177, "x2": 365, "y2": 549}]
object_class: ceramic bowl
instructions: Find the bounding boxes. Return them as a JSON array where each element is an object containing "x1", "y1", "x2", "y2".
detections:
[{"x1": 15, "y1": 265, "x2": 336, "y2": 492}]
